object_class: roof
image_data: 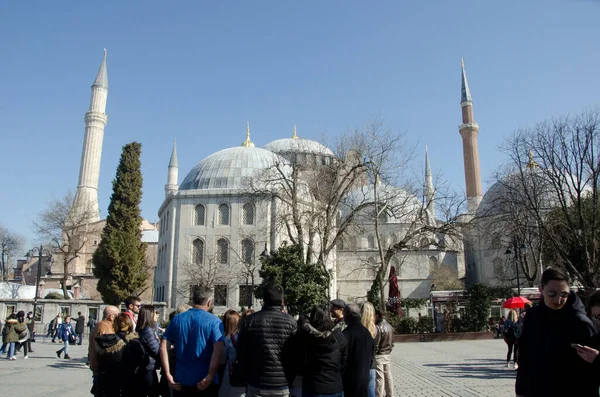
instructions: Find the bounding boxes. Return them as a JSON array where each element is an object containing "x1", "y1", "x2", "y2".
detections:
[
  {"x1": 169, "y1": 140, "x2": 178, "y2": 168},
  {"x1": 93, "y1": 51, "x2": 108, "y2": 89},
  {"x1": 460, "y1": 58, "x2": 472, "y2": 103},
  {"x1": 264, "y1": 137, "x2": 334, "y2": 157}
]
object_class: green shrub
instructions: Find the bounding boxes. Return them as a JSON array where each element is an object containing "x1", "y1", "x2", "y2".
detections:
[
  {"x1": 463, "y1": 283, "x2": 491, "y2": 332},
  {"x1": 396, "y1": 316, "x2": 418, "y2": 334},
  {"x1": 416, "y1": 315, "x2": 434, "y2": 334},
  {"x1": 44, "y1": 292, "x2": 64, "y2": 300}
]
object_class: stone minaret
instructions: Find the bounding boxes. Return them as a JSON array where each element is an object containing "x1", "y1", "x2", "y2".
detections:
[
  {"x1": 424, "y1": 146, "x2": 435, "y2": 217},
  {"x1": 165, "y1": 140, "x2": 179, "y2": 195},
  {"x1": 459, "y1": 58, "x2": 482, "y2": 213},
  {"x1": 73, "y1": 50, "x2": 108, "y2": 223}
]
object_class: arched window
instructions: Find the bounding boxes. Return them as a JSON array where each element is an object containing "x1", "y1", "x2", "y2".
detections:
[
  {"x1": 242, "y1": 203, "x2": 255, "y2": 225},
  {"x1": 217, "y1": 238, "x2": 229, "y2": 264},
  {"x1": 429, "y1": 256, "x2": 438, "y2": 274},
  {"x1": 491, "y1": 237, "x2": 502, "y2": 249},
  {"x1": 218, "y1": 204, "x2": 230, "y2": 225},
  {"x1": 86, "y1": 260, "x2": 94, "y2": 274},
  {"x1": 241, "y1": 239, "x2": 254, "y2": 265},
  {"x1": 194, "y1": 205, "x2": 205, "y2": 226},
  {"x1": 420, "y1": 238, "x2": 430, "y2": 248},
  {"x1": 192, "y1": 239, "x2": 204, "y2": 265},
  {"x1": 493, "y1": 257, "x2": 504, "y2": 276},
  {"x1": 367, "y1": 235, "x2": 375, "y2": 249}
]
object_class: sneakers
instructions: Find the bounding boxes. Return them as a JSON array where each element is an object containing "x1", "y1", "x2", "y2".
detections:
[
  {"x1": 8, "y1": 356, "x2": 16, "y2": 361},
  {"x1": 23, "y1": 356, "x2": 29, "y2": 359},
  {"x1": 64, "y1": 354, "x2": 71, "y2": 360},
  {"x1": 514, "y1": 363, "x2": 519, "y2": 370},
  {"x1": 56, "y1": 350, "x2": 62, "y2": 358},
  {"x1": 506, "y1": 362, "x2": 511, "y2": 368}
]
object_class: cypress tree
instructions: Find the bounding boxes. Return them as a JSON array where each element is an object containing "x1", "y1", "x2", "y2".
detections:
[{"x1": 93, "y1": 142, "x2": 147, "y2": 305}]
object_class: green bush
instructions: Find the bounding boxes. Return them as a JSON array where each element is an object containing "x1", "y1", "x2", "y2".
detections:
[
  {"x1": 44, "y1": 292, "x2": 64, "y2": 300},
  {"x1": 416, "y1": 315, "x2": 434, "y2": 334},
  {"x1": 396, "y1": 316, "x2": 418, "y2": 334},
  {"x1": 463, "y1": 283, "x2": 491, "y2": 332}
]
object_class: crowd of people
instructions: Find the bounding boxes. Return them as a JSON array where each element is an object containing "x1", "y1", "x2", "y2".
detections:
[{"x1": 86, "y1": 288, "x2": 395, "y2": 397}]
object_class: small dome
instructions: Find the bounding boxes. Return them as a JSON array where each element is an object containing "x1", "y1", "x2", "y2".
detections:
[
  {"x1": 264, "y1": 138, "x2": 334, "y2": 157},
  {"x1": 341, "y1": 184, "x2": 423, "y2": 224},
  {"x1": 180, "y1": 146, "x2": 286, "y2": 190}
]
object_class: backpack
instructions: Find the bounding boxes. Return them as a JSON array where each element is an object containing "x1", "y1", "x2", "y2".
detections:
[
  {"x1": 120, "y1": 334, "x2": 149, "y2": 376},
  {"x1": 504, "y1": 323, "x2": 516, "y2": 340},
  {"x1": 227, "y1": 334, "x2": 246, "y2": 387}
]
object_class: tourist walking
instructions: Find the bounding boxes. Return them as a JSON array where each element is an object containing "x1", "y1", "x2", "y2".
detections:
[
  {"x1": 374, "y1": 309, "x2": 394, "y2": 397},
  {"x1": 503, "y1": 309, "x2": 519, "y2": 369},
  {"x1": 218, "y1": 310, "x2": 245, "y2": 397},
  {"x1": 3, "y1": 313, "x2": 24, "y2": 360},
  {"x1": 88, "y1": 315, "x2": 98, "y2": 337},
  {"x1": 136, "y1": 305, "x2": 161, "y2": 397},
  {"x1": 160, "y1": 287, "x2": 224, "y2": 397},
  {"x1": 75, "y1": 311, "x2": 86, "y2": 345},
  {"x1": 26, "y1": 312, "x2": 35, "y2": 345},
  {"x1": 516, "y1": 268, "x2": 597, "y2": 397},
  {"x1": 15, "y1": 311, "x2": 30, "y2": 358},
  {"x1": 298, "y1": 304, "x2": 347, "y2": 397},
  {"x1": 342, "y1": 303, "x2": 374, "y2": 397},
  {"x1": 56, "y1": 315, "x2": 75, "y2": 359},
  {"x1": 51, "y1": 314, "x2": 62, "y2": 343},
  {"x1": 237, "y1": 284, "x2": 297, "y2": 397},
  {"x1": 89, "y1": 306, "x2": 120, "y2": 395},
  {"x1": 330, "y1": 299, "x2": 347, "y2": 331},
  {"x1": 361, "y1": 302, "x2": 379, "y2": 397}
]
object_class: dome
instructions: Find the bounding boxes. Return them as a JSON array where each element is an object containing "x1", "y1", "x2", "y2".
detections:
[
  {"x1": 340, "y1": 184, "x2": 423, "y2": 224},
  {"x1": 180, "y1": 146, "x2": 286, "y2": 190},
  {"x1": 264, "y1": 137, "x2": 334, "y2": 157}
]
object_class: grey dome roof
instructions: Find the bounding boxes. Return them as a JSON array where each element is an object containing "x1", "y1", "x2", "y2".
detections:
[
  {"x1": 264, "y1": 138, "x2": 334, "y2": 157},
  {"x1": 180, "y1": 146, "x2": 285, "y2": 190}
]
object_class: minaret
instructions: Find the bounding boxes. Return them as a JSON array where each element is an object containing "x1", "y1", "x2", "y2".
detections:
[
  {"x1": 73, "y1": 50, "x2": 108, "y2": 222},
  {"x1": 424, "y1": 146, "x2": 435, "y2": 217},
  {"x1": 165, "y1": 140, "x2": 179, "y2": 195},
  {"x1": 459, "y1": 58, "x2": 482, "y2": 213}
]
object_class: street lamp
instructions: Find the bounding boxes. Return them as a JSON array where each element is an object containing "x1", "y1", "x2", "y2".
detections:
[
  {"x1": 260, "y1": 243, "x2": 269, "y2": 259},
  {"x1": 25, "y1": 245, "x2": 53, "y2": 322},
  {"x1": 505, "y1": 239, "x2": 526, "y2": 296}
]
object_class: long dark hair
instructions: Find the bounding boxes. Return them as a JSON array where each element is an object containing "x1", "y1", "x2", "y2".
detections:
[
  {"x1": 136, "y1": 305, "x2": 156, "y2": 333},
  {"x1": 310, "y1": 305, "x2": 333, "y2": 333}
]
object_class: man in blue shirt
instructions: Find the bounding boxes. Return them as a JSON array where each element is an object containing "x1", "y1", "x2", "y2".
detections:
[{"x1": 160, "y1": 287, "x2": 224, "y2": 397}]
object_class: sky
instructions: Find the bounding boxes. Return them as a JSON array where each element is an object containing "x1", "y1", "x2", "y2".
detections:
[{"x1": 1, "y1": 1, "x2": 599, "y2": 250}]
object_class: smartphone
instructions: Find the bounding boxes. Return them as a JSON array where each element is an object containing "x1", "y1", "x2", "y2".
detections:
[{"x1": 571, "y1": 343, "x2": 584, "y2": 349}]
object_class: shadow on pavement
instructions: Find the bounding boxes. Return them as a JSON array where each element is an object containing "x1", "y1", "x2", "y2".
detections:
[
  {"x1": 47, "y1": 360, "x2": 88, "y2": 370},
  {"x1": 423, "y1": 359, "x2": 517, "y2": 379}
]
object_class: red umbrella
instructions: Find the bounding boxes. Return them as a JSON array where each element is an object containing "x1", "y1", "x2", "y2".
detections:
[
  {"x1": 502, "y1": 296, "x2": 531, "y2": 309},
  {"x1": 387, "y1": 266, "x2": 402, "y2": 316}
]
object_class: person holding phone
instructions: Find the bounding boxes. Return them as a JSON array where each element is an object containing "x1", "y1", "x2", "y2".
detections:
[
  {"x1": 572, "y1": 290, "x2": 600, "y2": 369},
  {"x1": 515, "y1": 268, "x2": 597, "y2": 397}
]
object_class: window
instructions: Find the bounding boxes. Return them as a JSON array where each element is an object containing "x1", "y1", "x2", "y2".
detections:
[
  {"x1": 89, "y1": 307, "x2": 98, "y2": 322},
  {"x1": 218, "y1": 204, "x2": 230, "y2": 225},
  {"x1": 166, "y1": 211, "x2": 169, "y2": 231},
  {"x1": 6, "y1": 305, "x2": 15, "y2": 315},
  {"x1": 429, "y1": 256, "x2": 438, "y2": 274},
  {"x1": 217, "y1": 238, "x2": 229, "y2": 264},
  {"x1": 493, "y1": 257, "x2": 504, "y2": 276},
  {"x1": 214, "y1": 285, "x2": 228, "y2": 306},
  {"x1": 239, "y1": 285, "x2": 253, "y2": 307},
  {"x1": 420, "y1": 238, "x2": 430, "y2": 248},
  {"x1": 194, "y1": 205, "x2": 205, "y2": 226},
  {"x1": 34, "y1": 306, "x2": 42, "y2": 321},
  {"x1": 242, "y1": 203, "x2": 255, "y2": 225},
  {"x1": 86, "y1": 260, "x2": 94, "y2": 274},
  {"x1": 491, "y1": 237, "x2": 502, "y2": 250},
  {"x1": 93, "y1": 240, "x2": 98, "y2": 246},
  {"x1": 189, "y1": 285, "x2": 199, "y2": 301},
  {"x1": 367, "y1": 235, "x2": 375, "y2": 249},
  {"x1": 60, "y1": 306, "x2": 70, "y2": 317},
  {"x1": 242, "y1": 239, "x2": 254, "y2": 265},
  {"x1": 192, "y1": 239, "x2": 204, "y2": 265}
]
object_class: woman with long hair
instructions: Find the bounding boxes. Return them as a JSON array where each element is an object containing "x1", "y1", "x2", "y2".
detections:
[
  {"x1": 136, "y1": 305, "x2": 161, "y2": 397},
  {"x1": 298, "y1": 304, "x2": 347, "y2": 397},
  {"x1": 56, "y1": 315, "x2": 74, "y2": 360},
  {"x1": 361, "y1": 302, "x2": 379, "y2": 397},
  {"x1": 218, "y1": 310, "x2": 245, "y2": 397},
  {"x1": 503, "y1": 309, "x2": 519, "y2": 369}
]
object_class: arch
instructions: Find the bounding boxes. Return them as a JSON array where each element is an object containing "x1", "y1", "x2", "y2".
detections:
[
  {"x1": 367, "y1": 235, "x2": 375, "y2": 249},
  {"x1": 218, "y1": 204, "x2": 230, "y2": 225},
  {"x1": 428, "y1": 256, "x2": 438, "y2": 274},
  {"x1": 217, "y1": 238, "x2": 229, "y2": 264},
  {"x1": 192, "y1": 239, "x2": 204, "y2": 265},
  {"x1": 242, "y1": 203, "x2": 255, "y2": 225},
  {"x1": 493, "y1": 257, "x2": 504, "y2": 276},
  {"x1": 194, "y1": 204, "x2": 205, "y2": 226},
  {"x1": 86, "y1": 260, "x2": 94, "y2": 274},
  {"x1": 241, "y1": 239, "x2": 254, "y2": 265}
]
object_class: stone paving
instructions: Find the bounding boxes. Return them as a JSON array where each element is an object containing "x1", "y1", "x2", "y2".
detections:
[{"x1": 0, "y1": 338, "x2": 515, "y2": 397}]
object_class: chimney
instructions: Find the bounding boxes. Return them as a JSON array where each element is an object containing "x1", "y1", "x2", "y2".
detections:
[{"x1": 73, "y1": 284, "x2": 81, "y2": 300}]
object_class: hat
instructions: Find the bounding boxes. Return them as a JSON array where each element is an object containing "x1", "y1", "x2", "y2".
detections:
[{"x1": 330, "y1": 299, "x2": 346, "y2": 309}]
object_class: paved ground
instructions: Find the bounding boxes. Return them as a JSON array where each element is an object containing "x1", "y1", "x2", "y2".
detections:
[{"x1": 0, "y1": 338, "x2": 515, "y2": 397}]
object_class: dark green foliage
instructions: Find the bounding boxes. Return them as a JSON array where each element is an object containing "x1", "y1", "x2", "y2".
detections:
[
  {"x1": 93, "y1": 142, "x2": 147, "y2": 305},
  {"x1": 255, "y1": 243, "x2": 329, "y2": 316},
  {"x1": 487, "y1": 286, "x2": 514, "y2": 300},
  {"x1": 44, "y1": 292, "x2": 64, "y2": 300},
  {"x1": 416, "y1": 315, "x2": 434, "y2": 334},
  {"x1": 395, "y1": 316, "x2": 418, "y2": 334},
  {"x1": 463, "y1": 283, "x2": 491, "y2": 332},
  {"x1": 367, "y1": 277, "x2": 382, "y2": 311},
  {"x1": 402, "y1": 298, "x2": 429, "y2": 310}
]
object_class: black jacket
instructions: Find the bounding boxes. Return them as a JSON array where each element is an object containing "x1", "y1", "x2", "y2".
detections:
[
  {"x1": 515, "y1": 292, "x2": 597, "y2": 397},
  {"x1": 376, "y1": 319, "x2": 394, "y2": 355},
  {"x1": 138, "y1": 326, "x2": 160, "y2": 371},
  {"x1": 342, "y1": 322, "x2": 374, "y2": 397},
  {"x1": 237, "y1": 305, "x2": 297, "y2": 389},
  {"x1": 75, "y1": 315, "x2": 85, "y2": 334},
  {"x1": 298, "y1": 324, "x2": 348, "y2": 395}
]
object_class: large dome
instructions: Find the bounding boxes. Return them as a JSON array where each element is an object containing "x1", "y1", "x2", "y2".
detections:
[
  {"x1": 264, "y1": 137, "x2": 334, "y2": 157},
  {"x1": 180, "y1": 146, "x2": 285, "y2": 190}
]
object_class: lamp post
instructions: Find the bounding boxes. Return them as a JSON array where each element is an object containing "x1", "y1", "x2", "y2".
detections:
[
  {"x1": 505, "y1": 238, "x2": 526, "y2": 296},
  {"x1": 0, "y1": 249, "x2": 7, "y2": 281},
  {"x1": 25, "y1": 245, "x2": 52, "y2": 322}
]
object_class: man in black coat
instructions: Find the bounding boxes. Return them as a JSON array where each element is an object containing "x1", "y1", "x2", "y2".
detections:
[
  {"x1": 342, "y1": 303, "x2": 375, "y2": 397},
  {"x1": 237, "y1": 284, "x2": 297, "y2": 397},
  {"x1": 75, "y1": 312, "x2": 85, "y2": 345},
  {"x1": 516, "y1": 268, "x2": 597, "y2": 397}
]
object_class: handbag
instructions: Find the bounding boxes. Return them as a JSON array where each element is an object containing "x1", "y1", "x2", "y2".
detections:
[{"x1": 68, "y1": 330, "x2": 76, "y2": 344}]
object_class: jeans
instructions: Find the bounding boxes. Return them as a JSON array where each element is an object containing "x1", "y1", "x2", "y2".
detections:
[
  {"x1": 174, "y1": 383, "x2": 218, "y2": 397},
  {"x1": 58, "y1": 340, "x2": 69, "y2": 355},
  {"x1": 7, "y1": 342, "x2": 15, "y2": 359},
  {"x1": 302, "y1": 393, "x2": 343, "y2": 397},
  {"x1": 77, "y1": 332, "x2": 83, "y2": 345},
  {"x1": 0, "y1": 342, "x2": 6, "y2": 354},
  {"x1": 247, "y1": 385, "x2": 290, "y2": 397},
  {"x1": 368, "y1": 369, "x2": 375, "y2": 397},
  {"x1": 375, "y1": 355, "x2": 394, "y2": 397}
]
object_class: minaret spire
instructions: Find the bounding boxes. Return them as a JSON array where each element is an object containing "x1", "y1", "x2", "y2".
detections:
[
  {"x1": 425, "y1": 145, "x2": 435, "y2": 217},
  {"x1": 292, "y1": 123, "x2": 298, "y2": 139},
  {"x1": 165, "y1": 139, "x2": 179, "y2": 195},
  {"x1": 72, "y1": 51, "x2": 109, "y2": 222},
  {"x1": 458, "y1": 58, "x2": 482, "y2": 213},
  {"x1": 242, "y1": 121, "x2": 255, "y2": 147}
]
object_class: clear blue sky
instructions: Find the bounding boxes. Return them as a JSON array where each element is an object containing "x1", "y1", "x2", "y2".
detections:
[{"x1": 1, "y1": 1, "x2": 599, "y2": 248}]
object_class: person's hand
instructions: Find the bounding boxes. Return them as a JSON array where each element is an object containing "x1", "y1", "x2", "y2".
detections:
[
  {"x1": 197, "y1": 373, "x2": 214, "y2": 390},
  {"x1": 573, "y1": 344, "x2": 599, "y2": 364},
  {"x1": 166, "y1": 374, "x2": 181, "y2": 391}
]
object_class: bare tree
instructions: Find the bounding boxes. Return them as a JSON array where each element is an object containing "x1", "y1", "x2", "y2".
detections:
[
  {"x1": 430, "y1": 264, "x2": 463, "y2": 291},
  {"x1": 32, "y1": 191, "x2": 95, "y2": 298},
  {"x1": 0, "y1": 223, "x2": 24, "y2": 281},
  {"x1": 498, "y1": 109, "x2": 600, "y2": 291}
]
